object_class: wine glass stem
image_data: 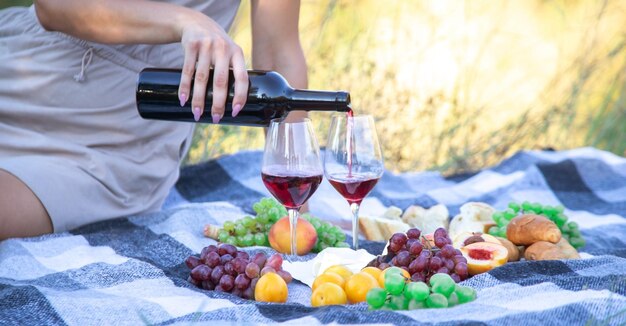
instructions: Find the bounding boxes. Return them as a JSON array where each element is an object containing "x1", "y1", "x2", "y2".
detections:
[
  {"x1": 350, "y1": 202, "x2": 360, "y2": 250},
  {"x1": 288, "y1": 208, "x2": 300, "y2": 256}
]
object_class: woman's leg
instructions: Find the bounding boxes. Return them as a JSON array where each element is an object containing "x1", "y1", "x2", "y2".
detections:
[{"x1": 0, "y1": 169, "x2": 53, "y2": 240}]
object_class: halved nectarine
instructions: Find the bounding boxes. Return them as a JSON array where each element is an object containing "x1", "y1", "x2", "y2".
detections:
[
  {"x1": 460, "y1": 242, "x2": 508, "y2": 275},
  {"x1": 452, "y1": 232, "x2": 500, "y2": 249}
]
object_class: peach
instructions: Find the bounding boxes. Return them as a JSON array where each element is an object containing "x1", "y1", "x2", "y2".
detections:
[
  {"x1": 269, "y1": 216, "x2": 318, "y2": 255},
  {"x1": 460, "y1": 242, "x2": 508, "y2": 275}
]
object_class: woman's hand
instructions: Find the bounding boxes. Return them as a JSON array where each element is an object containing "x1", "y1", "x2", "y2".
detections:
[
  {"x1": 34, "y1": 0, "x2": 249, "y2": 123},
  {"x1": 178, "y1": 13, "x2": 248, "y2": 123}
]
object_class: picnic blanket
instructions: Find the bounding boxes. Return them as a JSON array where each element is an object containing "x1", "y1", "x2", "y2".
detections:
[{"x1": 1, "y1": 147, "x2": 625, "y2": 325}]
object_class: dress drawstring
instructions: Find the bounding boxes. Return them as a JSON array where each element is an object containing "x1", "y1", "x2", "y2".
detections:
[{"x1": 74, "y1": 47, "x2": 94, "y2": 83}]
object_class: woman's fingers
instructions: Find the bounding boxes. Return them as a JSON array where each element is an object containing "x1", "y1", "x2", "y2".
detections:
[
  {"x1": 179, "y1": 41, "x2": 199, "y2": 108},
  {"x1": 180, "y1": 18, "x2": 248, "y2": 123},
  {"x1": 230, "y1": 47, "x2": 248, "y2": 117},
  {"x1": 191, "y1": 42, "x2": 212, "y2": 121},
  {"x1": 210, "y1": 40, "x2": 230, "y2": 124}
]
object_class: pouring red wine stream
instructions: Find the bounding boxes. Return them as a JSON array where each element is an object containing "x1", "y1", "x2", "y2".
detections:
[{"x1": 328, "y1": 108, "x2": 380, "y2": 205}]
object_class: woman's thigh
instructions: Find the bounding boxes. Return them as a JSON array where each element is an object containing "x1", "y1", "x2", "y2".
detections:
[{"x1": 0, "y1": 169, "x2": 52, "y2": 240}]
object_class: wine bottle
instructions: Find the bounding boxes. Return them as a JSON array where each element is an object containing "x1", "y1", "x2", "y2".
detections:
[{"x1": 136, "y1": 68, "x2": 351, "y2": 127}]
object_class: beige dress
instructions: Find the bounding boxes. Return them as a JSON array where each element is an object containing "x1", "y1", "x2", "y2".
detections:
[{"x1": 0, "y1": 1, "x2": 240, "y2": 232}]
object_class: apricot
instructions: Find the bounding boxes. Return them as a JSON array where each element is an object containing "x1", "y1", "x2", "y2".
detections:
[
  {"x1": 255, "y1": 272, "x2": 288, "y2": 303},
  {"x1": 311, "y1": 283, "x2": 347, "y2": 307},
  {"x1": 268, "y1": 216, "x2": 317, "y2": 255},
  {"x1": 344, "y1": 272, "x2": 380, "y2": 303},
  {"x1": 323, "y1": 265, "x2": 353, "y2": 281},
  {"x1": 460, "y1": 242, "x2": 508, "y2": 275},
  {"x1": 361, "y1": 266, "x2": 383, "y2": 281},
  {"x1": 312, "y1": 272, "x2": 345, "y2": 291}
]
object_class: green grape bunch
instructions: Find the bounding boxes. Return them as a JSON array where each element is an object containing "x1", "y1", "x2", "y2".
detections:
[
  {"x1": 252, "y1": 198, "x2": 287, "y2": 225},
  {"x1": 302, "y1": 213, "x2": 350, "y2": 252},
  {"x1": 216, "y1": 198, "x2": 286, "y2": 247},
  {"x1": 489, "y1": 201, "x2": 586, "y2": 249},
  {"x1": 366, "y1": 269, "x2": 477, "y2": 311}
]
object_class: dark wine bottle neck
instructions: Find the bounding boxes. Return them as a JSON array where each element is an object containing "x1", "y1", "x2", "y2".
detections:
[{"x1": 288, "y1": 89, "x2": 351, "y2": 112}]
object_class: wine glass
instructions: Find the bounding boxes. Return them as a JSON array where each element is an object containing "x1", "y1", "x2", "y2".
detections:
[
  {"x1": 324, "y1": 114, "x2": 384, "y2": 249},
  {"x1": 262, "y1": 118, "x2": 323, "y2": 256}
]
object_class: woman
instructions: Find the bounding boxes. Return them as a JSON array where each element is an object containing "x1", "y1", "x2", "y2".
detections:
[{"x1": 0, "y1": 0, "x2": 307, "y2": 240}]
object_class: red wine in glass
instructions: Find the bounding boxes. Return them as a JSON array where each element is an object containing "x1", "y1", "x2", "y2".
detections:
[
  {"x1": 328, "y1": 174, "x2": 380, "y2": 205},
  {"x1": 262, "y1": 172, "x2": 323, "y2": 209},
  {"x1": 325, "y1": 113, "x2": 383, "y2": 250},
  {"x1": 263, "y1": 118, "x2": 323, "y2": 256}
]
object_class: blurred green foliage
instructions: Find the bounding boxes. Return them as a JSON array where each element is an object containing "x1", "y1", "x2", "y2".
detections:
[
  {"x1": 1, "y1": 1, "x2": 31, "y2": 8},
  {"x1": 217, "y1": 0, "x2": 626, "y2": 173},
  {"x1": 2, "y1": 0, "x2": 625, "y2": 173}
]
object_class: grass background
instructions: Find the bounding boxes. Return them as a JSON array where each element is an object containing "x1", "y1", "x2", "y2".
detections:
[{"x1": 4, "y1": 0, "x2": 625, "y2": 174}]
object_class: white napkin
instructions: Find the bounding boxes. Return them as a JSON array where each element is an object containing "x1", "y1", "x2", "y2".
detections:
[{"x1": 282, "y1": 248, "x2": 376, "y2": 288}]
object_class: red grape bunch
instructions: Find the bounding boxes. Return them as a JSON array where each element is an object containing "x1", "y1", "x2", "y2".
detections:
[
  {"x1": 185, "y1": 243, "x2": 292, "y2": 300},
  {"x1": 368, "y1": 228, "x2": 469, "y2": 283}
]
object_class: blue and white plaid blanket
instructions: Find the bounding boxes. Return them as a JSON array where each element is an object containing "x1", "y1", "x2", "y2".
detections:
[{"x1": 1, "y1": 147, "x2": 625, "y2": 325}]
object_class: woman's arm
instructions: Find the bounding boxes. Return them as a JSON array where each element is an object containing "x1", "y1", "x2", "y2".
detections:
[
  {"x1": 251, "y1": 0, "x2": 308, "y2": 121},
  {"x1": 35, "y1": 0, "x2": 192, "y2": 44},
  {"x1": 251, "y1": 0, "x2": 307, "y2": 87},
  {"x1": 34, "y1": 0, "x2": 248, "y2": 123}
]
